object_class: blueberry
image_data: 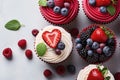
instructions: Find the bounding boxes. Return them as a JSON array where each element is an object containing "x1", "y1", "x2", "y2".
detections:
[
  {"x1": 67, "y1": 65, "x2": 76, "y2": 74},
  {"x1": 86, "y1": 38, "x2": 93, "y2": 46},
  {"x1": 61, "y1": 8, "x2": 68, "y2": 16},
  {"x1": 88, "y1": 0, "x2": 96, "y2": 6},
  {"x1": 100, "y1": 6, "x2": 107, "y2": 13},
  {"x1": 103, "y1": 46, "x2": 111, "y2": 56},
  {"x1": 57, "y1": 42, "x2": 65, "y2": 50},
  {"x1": 47, "y1": 0, "x2": 54, "y2": 7},
  {"x1": 53, "y1": 6, "x2": 61, "y2": 13},
  {"x1": 87, "y1": 50, "x2": 93, "y2": 56},
  {"x1": 92, "y1": 42, "x2": 99, "y2": 49},
  {"x1": 76, "y1": 43, "x2": 82, "y2": 50},
  {"x1": 75, "y1": 38, "x2": 81, "y2": 44}
]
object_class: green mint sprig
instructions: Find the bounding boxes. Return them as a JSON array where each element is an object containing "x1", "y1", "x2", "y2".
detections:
[
  {"x1": 38, "y1": 0, "x2": 47, "y2": 6},
  {"x1": 107, "y1": 5, "x2": 116, "y2": 16}
]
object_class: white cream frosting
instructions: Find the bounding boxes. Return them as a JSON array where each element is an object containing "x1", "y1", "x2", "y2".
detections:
[
  {"x1": 77, "y1": 64, "x2": 115, "y2": 80},
  {"x1": 35, "y1": 25, "x2": 72, "y2": 63}
]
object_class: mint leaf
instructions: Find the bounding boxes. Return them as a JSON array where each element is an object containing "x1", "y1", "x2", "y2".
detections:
[
  {"x1": 97, "y1": 65, "x2": 102, "y2": 71},
  {"x1": 38, "y1": 0, "x2": 47, "y2": 6},
  {"x1": 105, "y1": 76, "x2": 111, "y2": 80},
  {"x1": 101, "y1": 67, "x2": 108, "y2": 75},
  {"x1": 107, "y1": 5, "x2": 116, "y2": 16},
  {"x1": 5, "y1": 20, "x2": 21, "y2": 31}
]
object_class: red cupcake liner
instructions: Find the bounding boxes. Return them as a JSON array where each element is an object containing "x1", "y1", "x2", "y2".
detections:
[{"x1": 77, "y1": 24, "x2": 117, "y2": 64}]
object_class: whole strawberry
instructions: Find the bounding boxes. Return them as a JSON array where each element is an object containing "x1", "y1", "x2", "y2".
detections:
[{"x1": 3, "y1": 48, "x2": 12, "y2": 59}]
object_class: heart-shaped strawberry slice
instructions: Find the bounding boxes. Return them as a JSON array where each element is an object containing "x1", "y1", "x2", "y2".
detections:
[
  {"x1": 91, "y1": 28, "x2": 108, "y2": 43},
  {"x1": 42, "y1": 29, "x2": 61, "y2": 48},
  {"x1": 87, "y1": 68, "x2": 104, "y2": 80}
]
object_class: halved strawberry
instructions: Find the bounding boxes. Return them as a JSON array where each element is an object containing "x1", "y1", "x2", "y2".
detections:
[
  {"x1": 91, "y1": 28, "x2": 108, "y2": 43},
  {"x1": 96, "y1": 0, "x2": 111, "y2": 7},
  {"x1": 42, "y1": 29, "x2": 61, "y2": 48},
  {"x1": 87, "y1": 68, "x2": 104, "y2": 80},
  {"x1": 54, "y1": 0, "x2": 64, "y2": 7}
]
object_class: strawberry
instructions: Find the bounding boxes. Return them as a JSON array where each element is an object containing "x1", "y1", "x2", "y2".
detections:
[
  {"x1": 42, "y1": 29, "x2": 61, "y2": 48},
  {"x1": 96, "y1": 0, "x2": 111, "y2": 7},
  {"x1": 87, "y1": 68, "x2": 104, "y2": 80},
  {"x1": 54, "y1": 0, "x2": 64, "y2": 7},
  {"x1": 91, "y1": 28, "x2": 108, "y2": 43}
]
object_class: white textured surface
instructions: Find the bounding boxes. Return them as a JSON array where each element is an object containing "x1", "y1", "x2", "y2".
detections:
[{"x1": 0, "y1": 0, "x2": 120, "y2": 80}]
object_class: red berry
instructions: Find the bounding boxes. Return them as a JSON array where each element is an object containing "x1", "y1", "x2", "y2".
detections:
[
  {"x1": 54, "y1": 0, "x2": 64, "y2": 7},
  {"x1": 25, "y1": 49, "x2": 33, "y2": 59},
  {"x1": 100, "y1": 43, "x2": 105, "y2": 49},
  {"x1": 56, "y1": 65, "x2": 65, "y2": 75},
  {"x1": 96, "y1": 48, "x2": 102, "y2": 54},
  {"x1": 43, "y1": 69, "x2": 52, "y2": 77},
  {"x1": 96, "y1": 0, "x2": 111, "y2": 7},
  {"x1": 70, "y1": 28, "x2": 79, "y2": 37},
  {"x1": 32, "y1": 29, "x2": 39, "y2": 36},
  {"x1": 114, "y1": 72, "x2": 120, "y2": 80},
  {"x1": 3, "y1": 48, "x2": 12, "y2": 59},
  {"x1": 18, "y1": 39, "x2": 27, "y2": 49},
  {"x1": 55, "y1": 49, "x2": 61, "y2": 55}
]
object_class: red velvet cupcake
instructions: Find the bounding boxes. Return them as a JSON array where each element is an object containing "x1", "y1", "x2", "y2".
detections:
[
  {"x1": 39, "y1": 0, "x2": 79, "y2": 25},
  {"x1": 75, "y1": 24, "x2": 116, "y2": 63},
  {"x1": 82, "y1": 0, "x2": 120, "y2": 23}
]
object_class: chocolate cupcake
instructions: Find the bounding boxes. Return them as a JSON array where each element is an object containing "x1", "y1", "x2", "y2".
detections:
[{"x1": 75, "y1": 24, "x2": 116, "y2": 63}]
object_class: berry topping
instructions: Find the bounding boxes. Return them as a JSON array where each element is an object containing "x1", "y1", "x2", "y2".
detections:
[
  {"x1": 67, "y1": 64, "x2": 76, "y2": 74},
  {"x1": 103, "y1": 46, "x2": 111, "y2": 56},
  {"x1": 61, "y1": 8, "x2": 68, "y2": 16},
  {"x1": 88, "y1": 0, "x2": 96, "y2": 6},
  {"x1": 42, "y1": 29, "x2": 61, "y2": 48},
  {"x1": 64, "y1": 2, "x2": 70, "y2": 8},
  {"x1": 53, "y1": 6, "x2": 61, "y2": 13},
  {"x1": 3, "y1": 48, "x2": 12, "y2": 59},
  {"x1": 47, "y1": 0, "x2": 54, "y2": 7},
  {"x1": 91, "y1": 28, "x2": 108, "y2": 43},
  {"x1": 70, "y1": 28, "x2": 79, "y2": 37},
  {"x1": 100, "y1": 6, "x2": 107, "y2": 13},
  {"x1": 54, "y1": 0, "x2": 64, "y2": 7},
  {"x1": 18, "y1": 39, "x2": 27, "y2": 49},
  {"x1": 56, "y1": 65, "x2": 65, "y2": 75},
  {"x1": 57, "y1": 42, "x2": 65, "y2": 50},
  {"x1": 32, "y1": 29, "x2": 39, "y2": 36},
  {"x1": 96, "y1": 0, "x2": 111, "y2": 7},
  {"x1": 76, "y1": 43, "x2": 82, "y2": 50},
  {"x1": 75, "y1": 38, "x2": 81, "y2": 44},
  {"x1": 87, "y1": 50, "x2": 93, "y2": 56},
  {"x1": 55, "y1": 49, "x2": 61, "y2": 55},
  {"x1": 107, "y1": 38, "x2": 115, "y2": 46},
  {"x1": 87, "y1": 38, "x2": 93, "y2": 46},
  {"x1": 114, "y1": 72, "x2": 120, "y2": 80},
  {"x1": 43, "y1": 69, "x2": 52, "y2": 77},
  {"x1": 25, "y1": 49, "x2": 33, "y2": 59},
  {"x1": 92, "y1": 42, "x2": 99, "y2": 49},
  {"x1": 36, "y1": 43, "x2": 47, "y2": 56},
  {"x1": 100, "y1": 43, "x2": 105, "y2": 49},
  {"x1": 96, "y1": 48, "x2": 102, "y2": 54},
  {"x1": 87, "y1": 68, "x2": 104, "y2": 80}
]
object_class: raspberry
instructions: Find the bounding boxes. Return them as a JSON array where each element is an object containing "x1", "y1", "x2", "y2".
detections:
[
  {"x1": 25, "y1": 49, "x2": 33, "y2": 59},
  {"x1": 3, "y1": 48, "x2": 12, "y2": 59},
  {"x1": 18, "y1": 39, "x2": 27, "y2": 49},
  {"x1": 70, "y1": 28, "x2": 79, "y2": 37},
  {"x1": 32, "y1": 29, "x2": 39, "y2": 36},
  {"x1": 114, "y1": 72, "x2": 120, "y2": 80},
  {"x1": 56, "y1": 65, "x2": 65, "y2": 75},
  {"x1": 43, "y1": 69, "x2": 52, "y2": 77}
]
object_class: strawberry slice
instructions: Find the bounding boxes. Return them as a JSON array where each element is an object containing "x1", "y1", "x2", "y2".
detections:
[
  {"x1": 87, "y1": 68, "x2": 104, "y2": 80},
  {"x1": 96, "y1": 0, "x2": 111, "y2": 7},
  {"x1": 91, "y1": 28, "x2": 108, "y2": 43},
  {"x1": 42, "y1": 29, "x2": 61, "y2": 48}
]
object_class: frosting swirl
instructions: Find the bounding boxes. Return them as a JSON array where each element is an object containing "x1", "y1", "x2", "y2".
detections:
[
  {"x1": 77, "y1": 64, "x2": 115, "y2": 80},
  {"x1": 40, "y1": 0, "x2": 79, "y2": 24},
  {"x1": 83, "y1": 0, "x2": 120, "y2": 23},
  {"x1": 35, "y1": 25, "x2": 72, "y2": 63}
]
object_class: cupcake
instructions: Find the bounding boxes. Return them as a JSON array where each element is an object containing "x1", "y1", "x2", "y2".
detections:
[
  {"x1": 82, "y1": 0, "x2": 120, "y2": 23},
  {"x1": 77, "y1": 64, "x2": 115, "y2": 80},
  {"x1": 38, "y1": 0, "x2": 79, "y2": 25},
  {"x1": 75, "y1": 24, "x2": 116, "y2": 63},
  {"x1": 34, "y1": 25, "x2": 73, "y2": 63}
]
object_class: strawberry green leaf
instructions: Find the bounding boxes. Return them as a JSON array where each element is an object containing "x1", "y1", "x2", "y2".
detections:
[
  {"x1": 101, "y1": 67, "x2": 108, "y2": 75},
  {"x1": 107, "y1": 5, "x2": 116, "y2": 16},
  {"x1": 36, "y1": 43, "x2": 47, "y2": 56},
  {"x1": 105, "y1": 76, "x2": 111, "y2": 80},
  {"x1": 38, "y1": 0, "x2": 47, "y2": 6},
  {"x1": 5, "y1": 20, "x2": 21, "y2": 31}
]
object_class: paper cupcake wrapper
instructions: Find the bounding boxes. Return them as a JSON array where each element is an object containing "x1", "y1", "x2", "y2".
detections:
[{"x1": 77, "y1": 24, "x2": 117, "y2": 64}]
